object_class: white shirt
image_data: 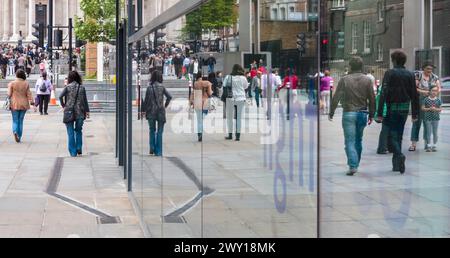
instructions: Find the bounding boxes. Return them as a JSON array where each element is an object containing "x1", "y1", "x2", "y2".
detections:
[
  {"x1": 223, "y1": 75, "x2": 248, "y2": 102},
  {"x1": 193, "y1": 62, "x2": 199, "y2": 74}
]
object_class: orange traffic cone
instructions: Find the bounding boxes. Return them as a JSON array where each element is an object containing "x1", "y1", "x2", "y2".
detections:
[{"x1": 50, "y1": 90, "x2": 57, "y2": 106}]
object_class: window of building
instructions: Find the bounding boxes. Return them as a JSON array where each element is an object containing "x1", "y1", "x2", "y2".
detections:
[
  {"x1": 377, "y1": 42, "x2": 384, "y2": 61},
  {"x1": 363, "y1": 21, "x2": 371, "y2": 53},
  {"x1": 280, "y1": 7, "x2": 286, "y2": 20},
  {"x1": 289, "y1": 6, "x2": 295, "y2": 13},
  {"x1": 378, "y1": 1, "x2": 385, "y2": 21},
  {"x1": 333, "y1": 0, "x2": 345, "y2": 8},
  {"x1": 351, "y1": 23, "x2": 358, "y2": 54},
  {"x1": 272, "y1": 8, "x2": 278, "y2": 20}
]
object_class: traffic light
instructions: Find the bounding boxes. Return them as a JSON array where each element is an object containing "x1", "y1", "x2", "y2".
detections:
[
  {"x1": 32, "y1": 23, "x2": 44, "y2": 47},
  {"x1": 54, "y1": 30, "x2": 63, "y2": 47},
  {"x1": 320, "y1": 32, "x2": 330, "y2": 62},
  {"x1": 296, "y1": 33, "x2": 306, "y2": 53}
]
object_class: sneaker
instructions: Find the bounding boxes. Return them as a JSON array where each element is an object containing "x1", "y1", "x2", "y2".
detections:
[
  {"x1": 77, "y1": 150, "x2": 82, "y2": 156},
  {"x1": 426, "y1": 147, "x2": 432, "y2": 152},
  {"x1": 431, "y1": 146, "x2": 437, "y2": 152},
  {"x1": 346, "y1": 168, "x2": 358, "y2": 176}
]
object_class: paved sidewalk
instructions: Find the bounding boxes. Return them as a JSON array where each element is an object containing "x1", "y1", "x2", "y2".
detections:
[{"x1": 0, "y1": 107, "x2": 143, "y2": 238}]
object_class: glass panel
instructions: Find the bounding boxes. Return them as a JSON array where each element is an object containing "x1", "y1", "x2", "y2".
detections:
[
  {"x1": 199, "y1": 0, "x2": 318, "y2": 238},
  {"x1": 320, "y1": 0, "x2": 450, "y2": 238},
  {"x1": 130, "y1": 41, "x2": 145, "y2": 229}
]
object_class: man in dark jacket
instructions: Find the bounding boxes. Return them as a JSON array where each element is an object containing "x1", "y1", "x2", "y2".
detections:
[{"x1": 377, "y1": 50, "x2": 419, "y2": 174}]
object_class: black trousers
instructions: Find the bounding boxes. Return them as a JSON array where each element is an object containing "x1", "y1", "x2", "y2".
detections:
[{"x1": 38, "y1": 95, "x2": 50, "y2": 114}]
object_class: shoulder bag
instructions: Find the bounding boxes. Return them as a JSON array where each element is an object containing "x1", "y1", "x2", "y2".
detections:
[
  {"x1": 63, "y1": 84, "x2": 81, "y2": 124},
  {"x1": 220, "y1": 75, "x2": 233, "y2": 102}
]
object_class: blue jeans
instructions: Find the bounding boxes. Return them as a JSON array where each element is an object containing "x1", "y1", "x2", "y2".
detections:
[
  {"x1": 410, "y1": 109, "x2": 427, "y2": 143},
  {"x1": 424, "y1": 120, "x2": 439, "y2": 146},
  {"x1": 11, "y1": 110, "x2": 27, "y2": 139},
  {"x1": 254, "y1": 89, "x2": 261, "y2": 107},
  {"x1": 195, "y1": 109, "x2": 208, "y2": 134},
  {"x1": 208, "y1": 64, "x2": 215, "y2": 74},
  {"x1": 342, "y1": 112, "x2": 368, "y2": 169},
  {"x1": 66, "y1": 118, "x2": 84, "y2": 157},
  {"x1": 149, "y1": 118, "x2": 165, "y2": 156}
]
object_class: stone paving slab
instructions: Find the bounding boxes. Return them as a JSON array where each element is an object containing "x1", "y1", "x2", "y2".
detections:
[{"x1": 0, "y1": 108, "x2": 143, "y2": 238}]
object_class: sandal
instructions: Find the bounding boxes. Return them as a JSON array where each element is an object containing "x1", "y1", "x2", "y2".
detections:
[{"x1": 408, "y1": 146, "x2": 416, "y2": 152}]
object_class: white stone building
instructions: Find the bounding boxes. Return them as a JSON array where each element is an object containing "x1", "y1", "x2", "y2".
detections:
[
  {"x1": 0, "y1": 0, "x2": 184, "y2": 44},
  {"x1": 0, "y1": 0, "x2": 83, "y2": 43}
]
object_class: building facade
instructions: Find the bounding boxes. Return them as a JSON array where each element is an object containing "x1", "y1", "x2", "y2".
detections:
[
  {"x1": 324, "y1": 0, "x2": 450, "y2": 78},
  {"x1": 0, "y1": 0, "x2": 83, "y2": 43}
]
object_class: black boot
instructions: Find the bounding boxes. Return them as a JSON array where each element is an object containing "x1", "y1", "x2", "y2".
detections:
[
  {"x1": 225, "y1": 133, "x2": 233, "y2": 140},
  {"x1": 392, "y1": 155, "x2": 400, "y2": 172},
  {"x1": 198, "y1": 133, "x2": 203, "y2": 142},
  {"x1": 392, "y1": 154, "x2": 405, "y2": 174},
  {"x1": 235, "y1": 133, "x2": 240, "y2": 141}
]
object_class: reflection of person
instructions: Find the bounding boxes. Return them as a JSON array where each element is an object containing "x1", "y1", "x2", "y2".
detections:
[
  {"x1": 422, "y1": 87, "x2": 442, "y2": 152},
  {"x1": 142, "y1": 71, "x2": 172, "y2": 156},
  {"x1": 251, "y1": 71, "x2": 262, "y2": 108},
  {"x1": 377, "y1": 50, "x2": 420, "y2": 174},
  {"x1": 409, "y1": 62, "x2": 441, "y2": 151},
  {"x1": 320, "y1": 70, "x2": 333, "y2": 115},
  {"x1": 190, "y1": 72, "x2": 212, "y2": 142},
  {"x1": 223, "y1": 64, "x2": 248, "y2": 141},
  {"x1": 329, "y1": 57, "x2": 375, "y2": 176}
]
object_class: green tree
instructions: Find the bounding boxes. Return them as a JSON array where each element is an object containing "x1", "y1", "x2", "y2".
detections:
[
  {"x1": 74, "y1": 0, "x2": 117, "y2": 42},
  {"x1": 182, "y1": 0, "x2": 237, "y2": 41}
]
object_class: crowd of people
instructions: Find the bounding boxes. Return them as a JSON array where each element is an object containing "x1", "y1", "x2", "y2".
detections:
[{"x1": 0, "y1": 43, "x2": 49, "y2": 79}]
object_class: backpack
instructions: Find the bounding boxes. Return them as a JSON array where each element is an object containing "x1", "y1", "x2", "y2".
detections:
[{"x1": 39, "y1": 80, "x2": 48, "y2": 92}]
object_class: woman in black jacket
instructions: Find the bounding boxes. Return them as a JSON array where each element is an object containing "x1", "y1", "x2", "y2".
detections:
[
  {"x1": 141, "y1": 70, "x2": 172, "y2": 156},
  {"x1": 59, "y1": 71, "x2": 90, "y2": 157}
]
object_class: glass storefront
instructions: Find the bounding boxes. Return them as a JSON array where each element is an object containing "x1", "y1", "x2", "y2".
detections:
[{"x1": 117, "y1": 0, "x2": 450, "y2": 238}]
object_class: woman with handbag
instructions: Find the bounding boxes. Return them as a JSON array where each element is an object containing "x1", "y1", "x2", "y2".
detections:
[
  {"x1": 222, "y1": 64, "x2": 248, "y2": 141},
  {"x1": 59, "y1": 71, "x2": 90, "y2": 157},
  {"x1": 190, "y1": 72, "x2": 212, "y2": 142},
  {"x1": 142, "y1": 70, "x2": 173, "y2": 156},
  {"x1": 7, "y1": 69, "x2": 34, "y2": 143}
]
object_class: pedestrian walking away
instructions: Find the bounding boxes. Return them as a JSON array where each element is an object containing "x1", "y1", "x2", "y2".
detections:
[
  {"x1": 223, "y1": 64, "x2": 248, "y2": 141},
  {"x1": 35, "y1": 72, "x2": 53, "y2": 115},
  {"x1": 190, "y1": 72, "x2": 213, "y2": 142},
  {"x1": 141, "y1": 70, "x2": 173, "y2": 156},
  {"x1": 7, "y1": 69, "x2": 34, "y2": 143},
  {"x1": 377, "y1": 50, "x2": 420, "y2": 174},
  {"x1": 59, "y1": 71, "x2": 90, "y2": 157},
  {"x1": 320, "y1": 70, "x2": 333, "y2": 115},
  {"x1": 329, "y1": 56, "x2": 375, "y2": 176}
]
